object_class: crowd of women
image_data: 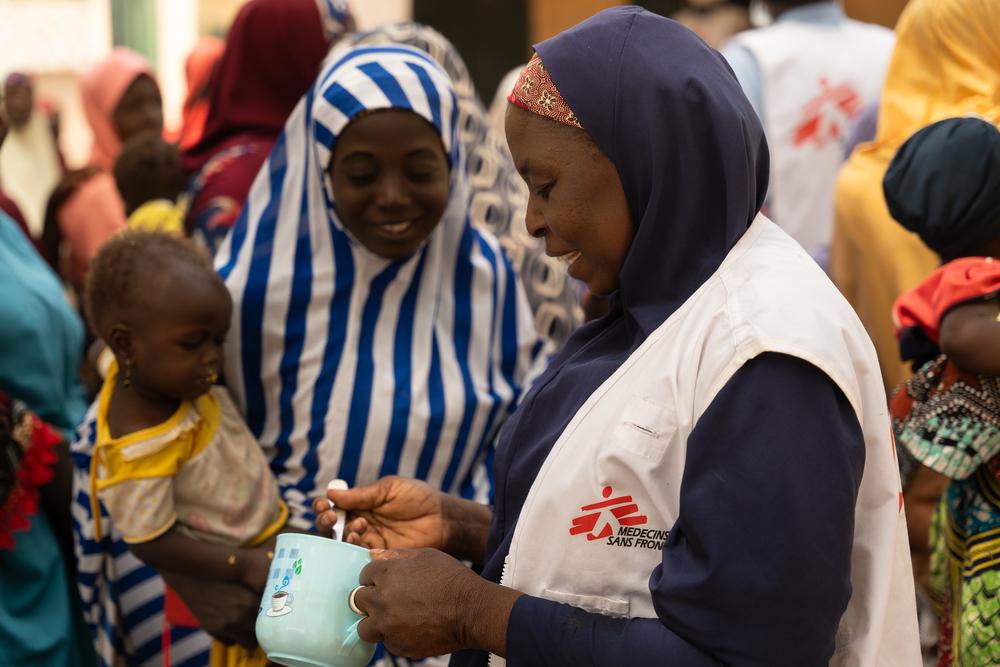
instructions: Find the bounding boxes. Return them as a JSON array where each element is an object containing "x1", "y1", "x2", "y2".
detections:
[{"x1": 1, "y1": 0, "x2": 998, "y2": 665}]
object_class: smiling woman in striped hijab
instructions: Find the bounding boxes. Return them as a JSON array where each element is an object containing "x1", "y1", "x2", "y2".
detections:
[{"x1": 216, "y1": 42, "x2": 542, "y2": 525}]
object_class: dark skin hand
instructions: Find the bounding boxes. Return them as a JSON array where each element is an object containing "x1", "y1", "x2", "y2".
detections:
[
  {"x1": 312, "y1": 475, "x2": 492, "y2": 563},
  {"x1": 160, "y1": 570, "x2": 261, "y2": 649},
  {"x1": 312, "y1": 477, "x2": 506, "y2": 658},
  {"x1": 149, "y1": 524, "x2": 312, "y2": 648},
  {"x1": 353, "y1": 548, "x2": 522, "y2": 660},
  {"x1": 129, "y1": 528, "x2": 275, "y2": 594}
]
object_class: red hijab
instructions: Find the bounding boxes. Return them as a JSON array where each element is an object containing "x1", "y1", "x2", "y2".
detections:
[{"x1": 181, "y1": 0, "x2": 330, "y2": 173}]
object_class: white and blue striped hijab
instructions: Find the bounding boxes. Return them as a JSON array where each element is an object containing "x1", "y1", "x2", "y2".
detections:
[{"x1": 216, "y1": 44, "x2": 541, "y2": 525}]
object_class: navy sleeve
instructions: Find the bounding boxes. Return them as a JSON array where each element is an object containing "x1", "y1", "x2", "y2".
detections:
[{"x1": 505, "y1": 353, "x2": 865, "y2": 667}]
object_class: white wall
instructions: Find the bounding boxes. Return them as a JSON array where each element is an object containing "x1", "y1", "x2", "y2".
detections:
[
  {"x1": 0, "y1": 0, "x2": 413, "y2": 168},
  {"x1": 156, "y1": 0, "x2": 198, "y2": 133},
  {"x1": 352, "y1": 0, "x2": 412, "y2": 30},
  {"x1": 0, "y1": 0, "x2": 112, "y2": 75}
]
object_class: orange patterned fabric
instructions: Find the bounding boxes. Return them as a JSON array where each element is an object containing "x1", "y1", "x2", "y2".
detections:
[{"x1": 508, "y1": 53, "x2": 582, "y2": 129}]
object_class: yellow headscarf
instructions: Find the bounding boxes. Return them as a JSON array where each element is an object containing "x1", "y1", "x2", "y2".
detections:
[{"x1": 831, "y1": 0, "x2": 1000, "y2": 392}]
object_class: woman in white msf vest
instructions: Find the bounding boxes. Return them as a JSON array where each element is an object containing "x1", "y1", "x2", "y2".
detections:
[{"x1": 315, "y1": 8, "x2": 920, "y2": 666}]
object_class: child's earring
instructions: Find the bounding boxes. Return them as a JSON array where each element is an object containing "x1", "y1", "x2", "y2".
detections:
[{"x1": 122, "y1": 358, "x2": 132, "y2": 387}]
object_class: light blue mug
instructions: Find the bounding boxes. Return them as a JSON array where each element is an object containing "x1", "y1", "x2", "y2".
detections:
[{"x1": 256, "y1": 533, "x2": 375, "y2": 667}]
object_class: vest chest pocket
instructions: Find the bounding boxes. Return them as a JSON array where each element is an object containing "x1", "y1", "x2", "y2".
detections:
[{"x1": 612, "y1": 395, "x2": 675, "y2": 460}]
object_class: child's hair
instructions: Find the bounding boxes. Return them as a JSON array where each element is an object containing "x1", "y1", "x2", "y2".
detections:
[
  {"x1": 883, "y1": 116, "x2": 1000, "y2": 262},
  {"x1": 113, "y1": 131, "x2": 187, "y2": 216},
  {"x1": 84, "y1": 230, "x2": 215, "y2": 339}
]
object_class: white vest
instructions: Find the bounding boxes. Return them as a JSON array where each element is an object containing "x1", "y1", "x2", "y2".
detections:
[
  {"x1": 731, "y1": 18, "x2": 893, "y2": 261},
  {"x1": 493, "y1": 218, "x2": 919, "y2": 666}
]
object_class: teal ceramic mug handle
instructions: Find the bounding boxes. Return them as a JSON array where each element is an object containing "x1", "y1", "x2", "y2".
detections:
[
  {"x1": 339, "y1": 617, "x2": 365, "y2": 652},
  {"x1": 342, "y1": 585, "x2": 367, "y2": 652}
]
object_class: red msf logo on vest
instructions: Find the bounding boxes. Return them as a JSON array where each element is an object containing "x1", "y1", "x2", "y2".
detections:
[
  {"x1": 570, "y1": 485, "x2": 648, "y2": 540},
  {"x1": 793, "y1": 77, "x2": 861, "y2": 149},
  {"x1": 570, "y1": 485, "x2": 669, "y2": 550}
]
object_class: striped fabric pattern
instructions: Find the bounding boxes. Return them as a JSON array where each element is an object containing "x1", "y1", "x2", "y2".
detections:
[
  {"x1": 315, "y1": 0, "x2": 352, "y2": 42},
  {"x1": 216, "y1": 44, "x2": 541, "y2": 527},
  {"x1": 72, "y1": 406, "x2": 213, "y2": 666},
  {"x1": 71, "y1": 44, "x2": 541, "y2": 666}
]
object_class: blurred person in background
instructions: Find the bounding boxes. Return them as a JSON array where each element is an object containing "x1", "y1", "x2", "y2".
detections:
[
  {"x1": 113, "y1": 131, "x2": 188, "y2": 235},
  {"x1": 45, "y1": 48, "x2": 163, "y2": 303},
  {"x1": 0, "y1": 73, "x2": 63, "y2": 243},
  {"x1": 884, "y1": 117, "x2": 1000, "y2": 666},
  {"x1": 0, "y1": 209, "x2": 94, "y2": 667},
  {"x1": 0, "y1": 111, "x2": 39, "y2": 251},
  {"x1": 177, "y1": 36, "x2": 225, "y2": 155},
  {"x1": 0, "y1": 390, "x2": 93, "y2": 667},
  {"x1": 181, "y1": 0, "x2": 352, "y2": 255},
  {"x1": 83, "y1": 48, "x2": 163, "y2": 174},
  {"x1": 663, "y1": 0, "x2": 752, "y2": 48},
  {"x1": 723, "y1": 0, "x2": 894, "y2": 270},
  {"x1": 831, "y1": 0, "x2": 999, "y2": 393}
]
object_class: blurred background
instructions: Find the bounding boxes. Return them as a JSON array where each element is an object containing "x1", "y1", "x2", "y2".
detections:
[{"x1": 1, "y1": 0, "x2": 907, "y2": 168}]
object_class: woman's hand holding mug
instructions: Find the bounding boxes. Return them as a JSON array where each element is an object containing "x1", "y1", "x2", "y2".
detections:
[{"x1": 351, "y1": 548, "x2": 522, "y2": 659}]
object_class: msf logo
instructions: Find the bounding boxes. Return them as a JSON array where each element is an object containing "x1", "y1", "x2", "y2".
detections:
[
  {"x1": 792, "y1": 77, "x2": 861, "y2": 149},
  {"x1": 569, "y1": 485, "x2": 648, "y2": 541}
]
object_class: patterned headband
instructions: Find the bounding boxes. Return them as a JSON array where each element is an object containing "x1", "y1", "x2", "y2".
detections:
[{"x1": 508, "y1": 53, "x2": 582, "y2": 129}]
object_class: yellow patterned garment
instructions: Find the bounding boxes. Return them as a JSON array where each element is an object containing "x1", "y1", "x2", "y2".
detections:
[
  {"x1": 91, "y1": 361, "x2": 286, "y2": 545},
  {"x1": 831, "y1": 0, "x2": 1000, "y2": 391},
  {"x1": 126, "y1": 199, "x2": 186, "y2": 236}
]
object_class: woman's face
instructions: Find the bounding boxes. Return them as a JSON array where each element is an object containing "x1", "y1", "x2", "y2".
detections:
[
  {"x1": 113, "y1": 75, "x2": 163, "y2": 143},
  {"x1": 505, "y1": 104, "x2": 634, "y2": 296},
  {"x1": 329, "y1": 109, "x2": 450, "y2": 260}
]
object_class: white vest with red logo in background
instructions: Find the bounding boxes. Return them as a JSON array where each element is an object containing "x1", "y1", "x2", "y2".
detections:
[
  {"x1": 492, "y1": 217, "x2": 919, "y2": 667},
  {"x1": 729, "y1": 16, "x2": 893, "y2": 264}
]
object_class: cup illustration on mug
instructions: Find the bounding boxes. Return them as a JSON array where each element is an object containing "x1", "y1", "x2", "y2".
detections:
[
  {"x1": 267, "y1": 590, "x2": 293, "y2": 617},
  {"x1": 263, "y1": 553, "x2": 302, "y2": 618}
]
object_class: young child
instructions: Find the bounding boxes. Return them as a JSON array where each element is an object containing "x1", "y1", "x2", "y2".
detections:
[
  {"x1": 112, "y1": 130, "x2": 187, "y2": 233},
  {"x1": 885, "y1": 116, "x2": 1000, "y2": 666},
  {"x1": 84, "y1": 230, "x2": 285, "y2": 666}
]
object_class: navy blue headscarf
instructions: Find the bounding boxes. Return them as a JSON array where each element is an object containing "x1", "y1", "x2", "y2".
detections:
[{"x1": 484, "y1": 6, "x2": 768, "y2": 579}]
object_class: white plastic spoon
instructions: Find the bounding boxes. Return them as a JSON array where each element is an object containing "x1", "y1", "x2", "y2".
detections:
[{"x1": 326, "y1": 479, "x2": 348, "y2": 541}]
